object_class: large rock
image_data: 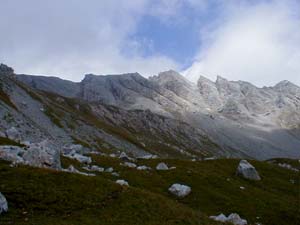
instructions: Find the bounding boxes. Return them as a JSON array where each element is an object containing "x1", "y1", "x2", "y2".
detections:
[
  {"x1": 168, "y1": 183, "x2": 191, "y2": 198},
  {"x1": 0, "y1": 192, "x2": 8, "y2": 214},
  {"x1": 22, "y1": 140, "x2": 61, "y2": 169},
  {"x1": 156, "y1": 162, "x2": 169, "y2": 170},
  {"x1": 236, "y1": 160, "x2": 261, "y2": 181}
]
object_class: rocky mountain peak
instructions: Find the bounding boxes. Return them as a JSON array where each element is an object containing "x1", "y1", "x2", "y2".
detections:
[{"x1": 0, "y1": 63, "x2": 14, "y2": 76}]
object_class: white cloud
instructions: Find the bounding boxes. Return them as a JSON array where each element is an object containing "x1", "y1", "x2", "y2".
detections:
[
  {"x1": 183, "y1": 0, "x2": 300, "y2": 86},
  {"x1": 0, "y1": 0, "x2": 178, "y2": 81}
]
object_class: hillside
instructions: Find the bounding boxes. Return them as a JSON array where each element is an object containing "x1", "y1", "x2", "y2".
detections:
[{"x1": 0, "y1": 158, "x2": 299, "y2": 225}]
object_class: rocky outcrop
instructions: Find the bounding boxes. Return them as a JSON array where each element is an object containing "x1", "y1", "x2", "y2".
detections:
[
  {"x1": 168, "y1": 183, "x2": 191, "y2": 198},
  {"x1": 236, "y1": 160, "x2": 261, "y2": 181},
  {"x1": 0, "y1": 192, "x2": 8, "y2": 214},
  {"x1": 0, "y1": 141, "x2": 60, "y2": 169}
]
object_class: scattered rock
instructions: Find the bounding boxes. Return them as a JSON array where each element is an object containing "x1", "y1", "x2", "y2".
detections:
[
  {"x1": 121, "y1": 162, "x2": 137, "y2": 168},
  {"x1": 278, "y1": 163, "x2": 299, "y2": 172},
  {"x1": 138, "y1": 154, "x2": 158, "y2": 159},
  {"x1": 116, "y1": 179, "x2": 129, "y2": 186},
  {"x1": 111, "y1": 172, "x2": 119, "y2": 177},
  {"x1": 0, "y1": 146, "x2": 25, "y2": 164},
  {"x1": 23, "y1": 140, "x2": 61, "y2": 169},
  {"x1": 62, "y1": 144, "x2": 83, "y2": 155},
  {"x1": 5, "y1": 127, "x2": 21, "y2": 142},
  {"x1": 0, "y1": 192, "x2": 8, "y2": 214},
  {"x1": 227, "y1": 213, "x2": 248, "y2": 225},
  {"x1": 236, "y1": 160, "x2": 261, "y2": 181},
  {"x1": 119, "y1": 152, "x2": 131, "y2": 161},
  {"x1": 105, "y1": 167, "x2": 114, "y2": 173},
  {"x1": 63, "y1": 152, "x2": 91, "y2": 164},
  {"x1": 109, "y1": 153, "x2": 117, "y2": 158},
  {"x1": 83, "y1": 165, "x2": 104, "y2": 172},
  {"x1": 156, "y1": 162, "x2": 169, "y2": 170},
  {"x1": 64, "y1": 165, "x2": 95, "y2": 176},
  {"x1": 137, "y1": 165, "x2": 151, "y2": 170},
  {"x1": 168, "y1": 183, "x2": 191, "y2": 198},
  {"x1": 210, "y1": 213, "x2": 247, "y2": 225},
  {"x1": 209, "y1": 214, "x2": 227, "y2": 222}
]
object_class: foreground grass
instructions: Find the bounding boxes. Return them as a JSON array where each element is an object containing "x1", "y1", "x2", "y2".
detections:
[
  {"x1": 0, "y1": 157, "x2": 299, "y2": 225},
  {"x1": 0, "y1": 160, "x2": 215, "y2": 225}
]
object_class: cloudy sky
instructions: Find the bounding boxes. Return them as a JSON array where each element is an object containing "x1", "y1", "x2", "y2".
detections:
[{"x1": 1, "y1": 0, "x2": 300, "y2": 86}]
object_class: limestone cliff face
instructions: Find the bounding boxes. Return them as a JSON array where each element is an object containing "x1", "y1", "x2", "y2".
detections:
[{"x1": 13, "y1": 65, "x2": 300, "y2": 159}]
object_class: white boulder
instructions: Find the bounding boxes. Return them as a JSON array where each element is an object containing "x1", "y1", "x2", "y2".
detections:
[
  {"x1": 137, "y1": 165, "x2": 151, "y2": 170},
  {"x1": 209, "y1": 214, "x2": 227, "y2": 222},
  {"x1": 0, "y1": 192, "x2": 8, "y2": 214},
  {"x1": 121, "y1": 162, "x2": 137, "y2": 168},
  {"x1": 168, "y1": 183, "x2": 191, "y2": 198},
  {"x1": 116, "y1": 179, "x2": 129, "y2": 186},
  {"x1": 105, "y1": 167, "x2": 114, "y2": 173},
  {"x1": 227, "y1": 213, "x2": 248, "y2": 225},
  {"x1": 210, "y1": 213, "x2": 247, "y2": 225},
  {"x1": 156, "y1": 162, "x2": 169, "y2": 170},
  {"x1": 236, "y1": 160, "x2": 261, "y2": 181}
]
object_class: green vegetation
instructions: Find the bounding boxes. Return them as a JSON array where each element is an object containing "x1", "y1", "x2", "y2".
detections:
[
  {"x1": 0, "y1": 137, "x2": 25, "y2": 147},
  {"x1": 0, "y1": 157, "x2": 299, "y2": 225},
  {"x1": 44, "y1": 107, "x2": 64, "y2": 128},
  {"x1": 0, "y1": 84, "x2": 17, "y2": 110},
  {"x1": 0, "y1": 160, "x2": 216, "y2": 225}
]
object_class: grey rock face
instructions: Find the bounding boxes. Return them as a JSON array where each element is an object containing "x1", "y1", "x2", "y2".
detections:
[
  {"x1": 0, "y1": 64, "x2": 14, "y2": 76},
  {"x1": 2, "y1": 65, "x2": 299, "y2": 160},
  {"x1": 0, "y1": 192, "x2": 8, "y2": 214},
  {"x1": 168, "y1": 183, "x2": 191, "y2": 198},
  {"x1": 17, "y1": 74, "x2": 80, "y2": 98},
  {"x1": 236, "y1": 160, "x2": 261, "y2": 180},
  {"x1": 5, "y1": 127, "x2": 21, "y2": 142}
]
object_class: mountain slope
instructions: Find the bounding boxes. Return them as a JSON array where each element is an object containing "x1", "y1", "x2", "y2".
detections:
[
  {"x1": 15, "y1": 67, "x2": 300, "y2": 159},
  {"x1": 1, "y1": 64, "x2": 222, "y2": 160}
]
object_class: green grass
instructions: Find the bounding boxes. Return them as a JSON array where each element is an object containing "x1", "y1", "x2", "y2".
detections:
[
  {"x1": 0, "y1": 160, "x2": 216, "y2": 225},
  {"x1": 1, "y1": 157, "x2": 299, "y2": 225},
  {"x1": 0, "y1": 137, "x2": 25, "y2": 147},
  {"x1": 0, "y1": 85, "x2": 17, "y2": 110}
]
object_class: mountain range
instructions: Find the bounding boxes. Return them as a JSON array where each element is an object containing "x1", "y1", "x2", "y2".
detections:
[{"x1": 1, "y1": 63, "x2": 300, "y2": 162}]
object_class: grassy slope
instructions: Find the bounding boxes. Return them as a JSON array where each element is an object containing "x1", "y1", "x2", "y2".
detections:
[{"x1": 0, "y1": 157, "x2": 299, "y2": 225}]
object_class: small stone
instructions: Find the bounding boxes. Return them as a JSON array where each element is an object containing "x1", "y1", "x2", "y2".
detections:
[
  {"x1": 121, "y1": 162, "x2": 137, "y2": 168},
  {"x1": 116, "y1": 179, "x2": 129, "y2": 186},
  {"x1": 156, "y1": 162, "x2": 169, "y2": 170},
  {"x1": 168, "y1": 183, "x2": 191, "y2": 198},
  {"x1": 0, "y1": 192, "x2": 8, "y2": 214}
]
